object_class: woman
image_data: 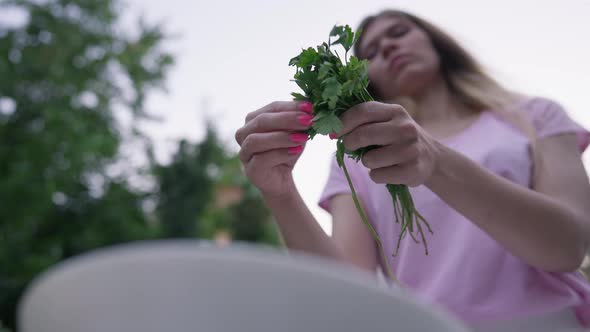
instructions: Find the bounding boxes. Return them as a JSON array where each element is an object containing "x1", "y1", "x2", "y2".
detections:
[{"x1": 234, "y1": 9, "x2": 590, "y2": 331}]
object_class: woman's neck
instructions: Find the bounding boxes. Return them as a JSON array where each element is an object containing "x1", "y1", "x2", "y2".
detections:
[
  {"x1": 410, "y1": 76, "x2": 472, "y2": 126},
  {"x1": 380, "y1": 75, "x2": 473, "y2": 126}
]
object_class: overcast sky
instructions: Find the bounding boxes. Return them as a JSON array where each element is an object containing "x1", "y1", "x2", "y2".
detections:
[{"x1": 123, "y1": 0, "x2": 590, "y2": 234}]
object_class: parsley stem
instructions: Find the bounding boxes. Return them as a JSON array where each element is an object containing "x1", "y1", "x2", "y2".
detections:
[
  {"x1": 290, "y1": 24, "x2": 432, "y2": 284},
  {"x1": 387, "y1": 184, "x2": 433, "y2": 256},
  {"x1": 338, "y1": 142, "x2": 401, "y2": 287}
]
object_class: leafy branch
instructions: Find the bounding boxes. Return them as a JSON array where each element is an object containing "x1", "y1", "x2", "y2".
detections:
[{"x1": 289, "y1": 25, "x2": 434, "y2": 284}]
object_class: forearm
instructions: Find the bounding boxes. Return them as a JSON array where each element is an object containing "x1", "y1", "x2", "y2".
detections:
[
  {"x1": 425, "y1": 142, "x2": 589, "y2": 272},
  {"x1": 262, "y1": 186, "x2": 347, "y2": 263}
]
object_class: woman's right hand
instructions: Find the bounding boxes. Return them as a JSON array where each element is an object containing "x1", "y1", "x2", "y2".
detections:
[{"x1": 235, "y1": 101, "x2": 314, "y2": 199}]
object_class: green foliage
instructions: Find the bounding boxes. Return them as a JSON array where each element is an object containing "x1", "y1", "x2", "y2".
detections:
[
  {"x1": 0, "y1": 0, "x2": 280, "y2": 329},
  {"x1": 312, "y1": 112, "x2": 342, "y2": 135},
  {"x1": 0, "y1": 0, "x2": 172, "y2": 326},
  {"x1": 197, "y1": 185, "x2": 281, "y2": 247},
  {"x1": 288, "y1": 25, "x2": 372, "y2": 140},
  {"x1": 153, "y1": 135, "x2": 218, "y2": 238},
  {"x1": 153, "y1": 125, "x2": 279, "y2": 247},
  {"x1": 288, "y1": 25, "x2": 432, "y2": 280},
  {"x1": 227, "y1": 188, "x2": 281, "y2": 246}
]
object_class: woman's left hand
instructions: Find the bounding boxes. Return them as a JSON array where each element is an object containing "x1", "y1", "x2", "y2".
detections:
[{"x1": 334, "y1": 101, "x2": 441, "y2": 187}]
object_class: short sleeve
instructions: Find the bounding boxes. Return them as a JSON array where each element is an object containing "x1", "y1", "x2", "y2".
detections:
[
  {"x1": 523, "y1": 97, "x2": 590, "y2": 153},
  {"x1": 318, "y1": 154, "x2": 367, "y2": 213}
]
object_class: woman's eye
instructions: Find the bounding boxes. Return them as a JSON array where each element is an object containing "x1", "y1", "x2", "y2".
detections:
[
  {"x1": 363, "y1": 23, "x2": 410, "y2": 60},
  {"x1": 387, "y1": 24, "x2": 410, "y2": 38},
  {"x1": 364, "y1": 46, "x2": 377, "y2": 59}
]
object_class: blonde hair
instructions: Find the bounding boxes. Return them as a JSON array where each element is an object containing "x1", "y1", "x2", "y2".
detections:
[{"x1": 354, "y1": 10, "x2": 541, "y2": 182}]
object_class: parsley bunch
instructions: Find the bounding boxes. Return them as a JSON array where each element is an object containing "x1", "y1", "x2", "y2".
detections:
[{"x1": 289, "y1": 25, "x2": 433, "y2": 282}]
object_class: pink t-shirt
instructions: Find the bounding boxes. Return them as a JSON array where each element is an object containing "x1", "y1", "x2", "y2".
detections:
[{"x1": 318, "y1": 97, "x2": 590, "y2": 326}]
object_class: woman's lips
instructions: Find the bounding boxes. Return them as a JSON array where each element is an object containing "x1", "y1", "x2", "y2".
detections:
[{"x1": 389, "y1": 54, "x2": 411, "y2": 72}]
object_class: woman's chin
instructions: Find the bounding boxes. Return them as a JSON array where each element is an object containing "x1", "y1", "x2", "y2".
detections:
[{"x1": 392, "y1": 71, "x2": 434, "y2": 97}]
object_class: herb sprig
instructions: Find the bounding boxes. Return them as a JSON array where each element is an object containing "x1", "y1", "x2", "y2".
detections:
[{"x1": 289, "y1": 25, "x2": 433, "y2": 283}]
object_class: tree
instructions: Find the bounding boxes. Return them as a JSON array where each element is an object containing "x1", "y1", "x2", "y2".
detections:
[
  {"x1": 152, "y1": 134, "x2": 219, "y2": 238},
  {"x1": 153, "y1": 124, "x2": 281, "y2": 247},
  {"x1": 0, "y1": 1, "x2": 281, "y2": 329},
  {"x1": 0, "y1": 0, "x2": 172, "y2": 327}
]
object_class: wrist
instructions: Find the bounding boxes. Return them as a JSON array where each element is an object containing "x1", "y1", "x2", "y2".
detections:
[
  {"x1": 424, "y1": 139, "x2": 449, "y2": 191},
  {"x1": 260, "y1": 179, "x2": 299, "y2": 206}
]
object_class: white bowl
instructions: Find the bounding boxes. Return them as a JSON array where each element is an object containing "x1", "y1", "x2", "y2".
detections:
[{"x1": 18, "y1": 240, "x2": 471, "y2": 332}]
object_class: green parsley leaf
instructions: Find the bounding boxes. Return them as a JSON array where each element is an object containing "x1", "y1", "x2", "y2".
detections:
[
  {"x1": 312, "y1": 112, "x2": 342, "y2": 135},
  {"x1": 288, "y1": 25, "x2": 432, "y2": 272},
  {"x1": 291, "y1": 92, "x2": 306, "y2": 100},
  {"x1": 321, "y1": 77, "x2": 342, "y2": 109}
]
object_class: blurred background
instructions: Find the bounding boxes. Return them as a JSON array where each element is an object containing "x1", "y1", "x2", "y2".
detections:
[{"x1": 0, "y1": 0, "x2": 589, "y2": 330}]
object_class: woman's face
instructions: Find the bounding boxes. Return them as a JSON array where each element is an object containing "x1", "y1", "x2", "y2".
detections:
[{"x1": 358, "y1": 15, "x2": 441, "y2": 100}]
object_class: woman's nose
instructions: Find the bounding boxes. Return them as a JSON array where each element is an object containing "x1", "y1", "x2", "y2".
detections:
[{"x1": 380, "y1": 38, "x2": 399, "y2": 59}]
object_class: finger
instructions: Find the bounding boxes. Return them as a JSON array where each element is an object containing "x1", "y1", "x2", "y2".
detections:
[
  {"x1": 342, "y1": 117, "x2": 419, "y2": 151},
  {"x1": 361, "y1": 143, "x2": 420, "y2": 169},
  {"x1": 245, "y1": 148, "x2": 302, "y2": 174},
  {"x1": 245, "y1": 101, "x2": 312, "y2": 123},
  {"x1": 235, "y1": 111, "x2": 312, "y2": 146},
  {"x1": 342, "y1": 122, "x2": 393, "y2": 151},
  {"x1": 335, "y1": 101, "x2": 405, "y2": 138},
  {"x1": 368, "y1": 160, "x2": 420, "y2": 186},
  {"x1": 239, "y1": 131, "x2": 308, "y2": 163}
]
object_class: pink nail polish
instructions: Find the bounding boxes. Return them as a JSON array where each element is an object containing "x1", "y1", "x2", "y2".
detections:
[
  {"x1": 297, "y1": 114, "x2": 313, "y2": 127},
  {"x1": 288, "y1": 145, "x2": 304, "y2": 155},
  {"x1": 298, "y1": 101, "x2": 313, "y2": 114},
  {"x1": 290, "y1": 133, "x2": 309, "y2": 143},
  {"x1": 329, "y1": 133, "x2": 336, "y2": 140}
]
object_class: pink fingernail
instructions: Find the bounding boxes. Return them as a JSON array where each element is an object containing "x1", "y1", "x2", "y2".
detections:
[
  {"x1": 290, "y1": 133, "x2": 309, "y2": 143},
  {"x1": 298, "y1": 101, "x2": 313, "y2": 114},
  {"x1": 288, "y1": 145, "x2": 304, "y2": 155},
  {"x1": 329, "y1": 133, "x2": 336, "y2": 140},
  {"x1": 297, "y1": 114, "x2": 313, "y2": 127}
]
